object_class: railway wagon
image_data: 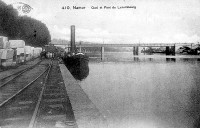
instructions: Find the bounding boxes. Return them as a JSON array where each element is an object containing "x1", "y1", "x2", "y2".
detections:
[
  {"x1": 25, "y1": 46, "x2": 32, "y2": 61},
  {"x1": 31, "y1": 47, "x2": 34, "y2": 57},
  {"x1": 0, "y1": 36, "x2": 8, "y2": 49},
  {"x1": 0, "y1": 41, "x2": 10, "y2": 49},
  {"x1": 33, "y1": 47, "x2": 42, "y2": 58},
  {"x1": 0, "y1": 49, "x2": 14, "y2": 67},
  {"x1": 16, "y1": 48, "x2": 25, "y2": 63},
  {"x1": 44, "y1": 45, "x2": 57, "y2": 52},
  {"x1": 0, "y1": 36, "x2": 8, "y2": 42},
  {"x1": 44, "y1": 45, "x2": 64, "y2": 59},
  {"x1": 9, "y1": 40, "x2": 25, "y2": 48},
  {"x1": 44, "y1": 45, "x2": 57, "y2": 58},
  {"x1": 9, "y1": 40, "x2": 26, "y2": 63}
]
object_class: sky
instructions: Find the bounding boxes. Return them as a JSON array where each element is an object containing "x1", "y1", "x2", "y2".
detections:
[{"x1": 3, "y1": 0, "x2": 200, "y2": 44}]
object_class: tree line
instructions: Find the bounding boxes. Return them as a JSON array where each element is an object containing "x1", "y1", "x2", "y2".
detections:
[{"x1": 0, "y1": 0, "x2": 51, "y2": 47}]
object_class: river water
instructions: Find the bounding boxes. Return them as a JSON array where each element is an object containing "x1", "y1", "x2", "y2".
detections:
[{"x1": 79, "y1": 52, "x2": 200, "y2": 128}]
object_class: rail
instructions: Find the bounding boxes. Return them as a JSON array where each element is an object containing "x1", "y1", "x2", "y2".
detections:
[
  {"x1": 28, "y1": 60, "x2": 52, "y2": 128},
  {"x1": 0, "y1": 61, "x2": 51, "y2": 107},
  {"x1": 0, "y1": 60, "x2": 42, "y2": 88}
]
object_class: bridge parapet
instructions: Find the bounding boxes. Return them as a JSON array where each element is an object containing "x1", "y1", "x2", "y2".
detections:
[
  {"x1": 54, "y1": 43, "x2": 194, "y2": 47},
  {"x1": 52, "y1": 42, "x2": 195, "y2": 48},
  {"x1": 75, "y1": 43, "x2": 176, "y2": 47}
]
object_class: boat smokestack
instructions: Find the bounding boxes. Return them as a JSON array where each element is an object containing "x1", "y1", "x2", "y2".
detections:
[{"x1": 70, "y1": 25, "x2": 76, "y2": 53}]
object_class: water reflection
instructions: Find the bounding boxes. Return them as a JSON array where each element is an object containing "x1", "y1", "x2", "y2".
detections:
[
  {"x1": 189, "y1": 78, "x2": 200, "y2": 128},
  {"x1": 134, "y1": 57, "x2": 154, "y2": 62},
  {"x1": 80, "y1": 53, "x2": 200, "y2": 128},
  {"x1": 87, "y1": 52, "x2": 200, "y2": 63},
  {"x1": 133, "y1": 57, "x2": 139, "y2": 61},
  {"x1": 133, "y1": 56, "x2": 200, "y2": 63},
  {"x1": 166, "y1": 58, "x2": 176, "y2": 62},
  {"x1": 149, "y1": 58, "x2": 153, "y2": 61},
  {"x1": 180, "y1": 58, "x2": 200, "y2": 62}
]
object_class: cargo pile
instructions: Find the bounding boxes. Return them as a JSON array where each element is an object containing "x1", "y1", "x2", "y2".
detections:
[{"x1": 0, "y1": 36, "x2": 43, "y2": 67}]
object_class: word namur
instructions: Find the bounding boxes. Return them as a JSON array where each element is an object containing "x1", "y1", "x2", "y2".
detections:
[{"x1": 62, "y1": 6, "x2": 86, "y2": 9}]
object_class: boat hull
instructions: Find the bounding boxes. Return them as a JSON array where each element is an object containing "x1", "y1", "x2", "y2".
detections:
[{"x1": 62, "y1": 54, "x2": 89, "y2": 80}]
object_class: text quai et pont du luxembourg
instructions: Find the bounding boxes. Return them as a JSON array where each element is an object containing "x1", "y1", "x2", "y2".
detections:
[{"x1": 62, "y1": 6, "x2": 136, "y2": 10}]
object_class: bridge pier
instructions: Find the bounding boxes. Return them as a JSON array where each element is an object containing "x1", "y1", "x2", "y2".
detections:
[
  {"x1": 143, "y1": 47, "x2": 146, "y2": 55},
  {"x1": 171, "y1": 45, "x2": 175, "y2": 55},
  {"x1": 101, "y1": 46, "x2": 104, "y2": 60},
  {"x1": 166, "y1": 45, "x2": 175, "y2": 55},
  {"x1": 149, "y1": 47, "x2": 153, "y2": 55},
  {"x1": 133, "y1": 46, "x2": 139, "y2": 55},
  {"x1": 166, "y1": 46, "x2": 170, "y2": 55}
]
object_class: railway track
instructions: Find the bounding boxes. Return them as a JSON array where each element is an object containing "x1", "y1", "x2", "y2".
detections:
[
  {"x1": 0, "y1": 60, "x2": 49, "y2": 107},
  {"x1": 0, "y1": 58, "x2": 40, "y2": 74},
  {"x1": 0, "y1": 60, "x2": 42, "y2": 88},
  {"x1": 0, "y1": 60, "x2": 77, "y2": 128}
]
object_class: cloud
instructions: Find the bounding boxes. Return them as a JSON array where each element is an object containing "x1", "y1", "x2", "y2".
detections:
[
  {"x1": 49, "y1": 26, "x2": 111, "y2": 42},
  {"x1": 173, "y1": 34, "x2": 200, "y2": 43},
  {"x1": 77, "y1": 28, "x2": 109, "y2": 38},
  {"x1": 3, "y1": 0, "x2": 200, "y2": 44},
  {"x1": 49, "y1": 25, "x2": 200, "y2": 44}
]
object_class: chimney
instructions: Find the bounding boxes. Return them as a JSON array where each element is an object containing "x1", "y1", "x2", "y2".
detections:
[{"x1": 70, "y1": 25, "x2": 75, "y2": 53}]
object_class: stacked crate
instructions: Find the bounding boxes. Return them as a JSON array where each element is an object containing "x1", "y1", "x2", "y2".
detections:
[
  {"x1": 16, "y1": 48, "x2": 25, "y2": 63},
  {"x1": 0, "y1": 36, "x2": 9, "y2": 49},
  {"x1": 25, "y1": 46, "x2": 32, "y2": 61},
  {"x1": 0, "y1": 50, "x2": 2, "y2": 65},
  {"x1": 33, "y1": 47, "x2": 42, "y2": 58},
  {"x1": 31, "y1": 47, "x2": 34, "y2": 59},
  {"x1": 0, "y1": 49, "x2": 14, "y2": 66},
  {"x1": 1, "y1": 36, "x2": 43, "y2": 67},
  {"x1": 0, "y1": 36, "x2": 14, "y2": 66},
  {"x1": 9, "y1": 40, "x2": 25, "y2": 63}
]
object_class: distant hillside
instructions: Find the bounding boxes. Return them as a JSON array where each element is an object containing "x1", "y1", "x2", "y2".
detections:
[{"x1": 51, "y1": 38, "x2": 70, "y2": 45}]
